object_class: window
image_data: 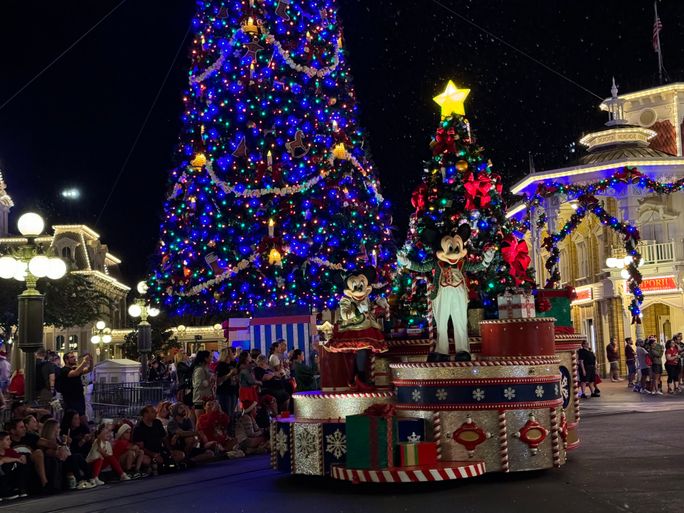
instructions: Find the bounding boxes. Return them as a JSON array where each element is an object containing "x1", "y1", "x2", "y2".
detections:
[
  {"x1": 560, "y1": 248, "x2": 570, "y2": 284},
  {"x1": 61, "y1": 247, "x2": 72, "y2": 259},
  {"x1": 56, "y1": 335, "x2": 65, "y2": 351},
  {"x1": 577, "y1": 241, "x2": 588, "y2": 279},
  {"x1": 68, "y1": 335, "x2": 78, "y2": 350}
]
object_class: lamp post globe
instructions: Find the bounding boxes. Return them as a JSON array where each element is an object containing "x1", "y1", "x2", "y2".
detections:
[
  {"x1": 0, "y1": 256, "x2": 16, "y2": 279},
  {"x1": 28, "y1": 255, "x2": 50, "y2": 278},
  {"x1": 46, "y1": 258, "x2": 66, "y2": 280},
  {"x1": 17, "y1": 212, "x2": 44, "y2": 237},
  {"x1": 128, "y1": 303, "x2": 142, "y2": 318},
  {"x1": 95, "y1": 320, "x2": 106, "y2": 331}
]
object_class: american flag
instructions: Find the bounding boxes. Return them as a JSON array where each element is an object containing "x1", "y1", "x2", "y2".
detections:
[{"x1": 653, "y1": 13, "x2": 663, "y2": 52}]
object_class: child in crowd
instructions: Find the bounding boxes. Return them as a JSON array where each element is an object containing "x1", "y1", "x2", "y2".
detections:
[
  {"x1": 113, "y1": 424, "x2": 148, "y2": 479},
  {"x1": 86, "y1": 424, "x2": 130, "y2": 484},
  {"x1": 0, "y1": 431, "x2": 29, "y2": 500}
]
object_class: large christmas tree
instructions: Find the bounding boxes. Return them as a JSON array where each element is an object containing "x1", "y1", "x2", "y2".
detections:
[
  {"x1": 397, "y1": 81, "x2": 533, "y2": 321},
  {"x1": 149, "y1": 0, "x2": 394, "y2": 316}
]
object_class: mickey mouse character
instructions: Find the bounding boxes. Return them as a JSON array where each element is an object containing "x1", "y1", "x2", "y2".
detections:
[
  {"x1": 327, "y1": 267, "x2": 388, "y2": 390},
  {"x1": 398, "y1": 223, "x2": 494, "y2": 361}
]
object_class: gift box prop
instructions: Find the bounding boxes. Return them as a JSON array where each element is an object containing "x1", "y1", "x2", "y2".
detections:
[
  {"x1": 535, "y1": 288, "x2": 573, "y2": 328},
  {"x1": 497, "y1": 291, "x2": 536, "y2": 319},
  {"x1": 399, "y1": 442, "x2": 438, "y2": 466},
  {"x1": 318, "y1": 349, "x2": 356, "y2": 392},
  {"x1": 250, "y1": 314, "x2": 317, "y2": 361},
  {"x1": 223, "y1": 318, "x2": 250, "y2": 348},
  {"x1": 396, "y1": 417, "x2": 427, "y2": 443},
  {"x1": 346, "y1": 404, "x2": 397, "y2": 470}
]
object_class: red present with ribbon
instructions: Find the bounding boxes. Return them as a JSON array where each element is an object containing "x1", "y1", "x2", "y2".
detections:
[{"x1": 346, "y1": 404, "x2": 397, "y2": 469}]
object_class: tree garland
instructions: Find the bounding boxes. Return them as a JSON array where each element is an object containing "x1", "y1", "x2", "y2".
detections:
[{"x1": 541, "y1": 195, "x2": 643, "y2": 321}]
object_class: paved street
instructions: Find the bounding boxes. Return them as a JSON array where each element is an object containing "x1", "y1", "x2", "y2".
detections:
[{"x1": 1, "y1": 384, "x2": 683, "y2": 513}]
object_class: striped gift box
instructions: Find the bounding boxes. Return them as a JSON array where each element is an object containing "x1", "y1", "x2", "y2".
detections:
[
  {"x1": 250, "y1": 315, "x2": 317, "y2": 361},
  {"x1": 223, "y1": 318, "x2": 250, "y2": 346}
]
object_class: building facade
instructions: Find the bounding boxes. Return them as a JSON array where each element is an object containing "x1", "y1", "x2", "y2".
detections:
[
  {"x1": 510, "y1": 82, "x2": 684, "y2": 375},
  {"x1": 0, "y1": 176, "x2": 131, "y2": 360}
]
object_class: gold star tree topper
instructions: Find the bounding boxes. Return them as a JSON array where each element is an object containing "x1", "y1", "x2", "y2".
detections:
[{"x1": 433, "y1": 80, "x2": 470, "y2": 117}]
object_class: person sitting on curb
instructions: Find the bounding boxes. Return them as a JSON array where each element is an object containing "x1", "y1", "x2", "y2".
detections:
[
  {"x1": 235, "y1": 400, "x2": 268, "y2": 455},
  {"x1": 167, "y1": 403, "x2": 215, "y2": 464},
  {"x1": 113, "y1": 424, "x2": 149, "y2": 479},
  {"x1": 132, "y1": 405, "x2": 185, "y2": 475},
  {"x1": 86, "y1": 424, "x2": 130, "y2": 484}
]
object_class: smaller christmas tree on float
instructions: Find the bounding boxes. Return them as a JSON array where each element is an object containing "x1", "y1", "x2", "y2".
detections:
[{"x1": 396, "y1": 81, "x2": 534, "y2": 358}]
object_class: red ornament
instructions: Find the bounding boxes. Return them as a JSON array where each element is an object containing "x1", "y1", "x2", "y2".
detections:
[
  {"x1": 450, "y1": 415, "x2": 491, "y2": 457},
  {"x1": 514, "y1": 413, "x2": 549, "y2": 455},
  {"x1": 463, "y1": 173, "x2": 494, "y2": 210},
  {"x1": 411, "y1": 184, "x2": 427, "y2": 214}
]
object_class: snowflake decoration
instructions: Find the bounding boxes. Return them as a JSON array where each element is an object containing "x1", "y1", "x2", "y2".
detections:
[
  {"x1": 535, "y1": 385, "x2": 545, "y2": 398},
  {"x1": 559, "y1": 376, "x2": 569, "y2": 401},
  {"x1": 411, "y1": 389, "x2": 422, "y2": 402},
  {"x1": 274, "y1": 428, "x2": 289, "y2": 458},
  {"x1": 407, "y1": 432, "x2": 421, "y2": 442},
  {"x1": 325, "y1": 429, "x2": 346, "y2": 460},
  {"x1": 472, "y1": 388, "x2": 485, "y2": 401},
  {"x1": 436, "y1": 388, "x2": 448, "y2": 401},
  {"x1": 503, "y1": 387, "x2": 516, "y2": 400},
  {"x1": 554, "y1": 384, "x2": 560, "y2": 397},
  {"x1": 295, "y1": 428, "x2": 318, "y2": 459}
]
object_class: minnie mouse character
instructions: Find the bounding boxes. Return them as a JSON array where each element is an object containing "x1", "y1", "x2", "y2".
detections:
[
  {"x1": 398, "y1": 223, "x2": 494, "y2": 361},
  {"x1": 326, "y1": 267, "x2": 388, "y2": 390}
]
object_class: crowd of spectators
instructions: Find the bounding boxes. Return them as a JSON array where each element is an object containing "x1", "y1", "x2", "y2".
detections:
[{"x1": 0, "y1": 339, "x2": 319, "y2": 502}]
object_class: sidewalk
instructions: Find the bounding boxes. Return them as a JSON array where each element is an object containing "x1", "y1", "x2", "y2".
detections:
[{"x1": 580, "y1": 378, "x2": 684, "y2": 416}]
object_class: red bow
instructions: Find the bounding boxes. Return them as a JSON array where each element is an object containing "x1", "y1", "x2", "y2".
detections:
[
  {"x1": 463, "y1": 173, "x2": 493, "y2": 209},
  {"x1": 363, "y1": 403, "x2": 396, "y2": 418},
  {"x1": 614, "y1": 167, "x2": 643, "y2": 183},
  {"x1": 411, "y1": 184, "x2": 427, "y2": 213},
  {"x1": 431, "y1": 127, "x2": 457, "y2": 155},
  {"x1": 501, "y1": 235, "x2": 531, "y2": 284}
]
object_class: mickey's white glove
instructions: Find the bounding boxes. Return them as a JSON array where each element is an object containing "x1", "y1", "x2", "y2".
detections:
[{"x1": 483, "y1": 248, "x2": 496, "y2": 265}]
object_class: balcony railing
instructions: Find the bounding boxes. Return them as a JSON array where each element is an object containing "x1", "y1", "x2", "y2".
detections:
[{"x1": 612, "y1": 241, "x2": 675, "y2": 264}]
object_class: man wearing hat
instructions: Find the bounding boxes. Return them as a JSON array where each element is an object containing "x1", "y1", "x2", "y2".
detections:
[{"x1": 235, "y1": 400, "x2": 268, "y2": 455}]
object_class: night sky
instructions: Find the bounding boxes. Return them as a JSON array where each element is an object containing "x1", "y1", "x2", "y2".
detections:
[{"x1": 0, "y1": 0, "x2": 681, "y2": 286}]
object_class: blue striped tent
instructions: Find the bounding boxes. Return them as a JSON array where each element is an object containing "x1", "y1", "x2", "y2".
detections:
[{"x1": 249, "y1": 315, "x2": 317, "y2": 362}]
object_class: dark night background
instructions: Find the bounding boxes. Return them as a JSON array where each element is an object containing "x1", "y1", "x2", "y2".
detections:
[{"x1": 0, "y1": 0, "x2": 680, "y2": 286}]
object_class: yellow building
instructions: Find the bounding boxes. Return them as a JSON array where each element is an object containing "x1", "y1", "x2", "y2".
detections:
[
  {"x1": 510, "y1": 81, "x2": 684, "y2": 375},
  {"x1": 0, "y1": 175, "x2": 131, "y2": 360}
]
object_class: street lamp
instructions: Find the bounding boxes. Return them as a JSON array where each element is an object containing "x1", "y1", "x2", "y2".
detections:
[
  {"x1": 91, "y1": 320, "x2": 112, "y2": 361},
  {"x1": 606, "y1": 255, "x2": 645, "y2": 339},
  {"x1": 128, "y1": 281, "x2": 160, "y2": 382},
  {"x1": 0, "y1": 213, "x2": 66, "y2": 401}
]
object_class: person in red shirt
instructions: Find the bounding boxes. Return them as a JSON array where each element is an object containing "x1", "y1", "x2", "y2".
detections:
[
  {"x1": 196, "y1": 400, "x2": 235, "y2": 452},
  {"x1": 113, "y1": 424, "x2": 149, "y2": 479},
  {"x1": 0, "y1": 431, "x2": 29, "y2": 499},
  {"x1": 664, "y1": 340, "x2": 681, "y2": 394}
]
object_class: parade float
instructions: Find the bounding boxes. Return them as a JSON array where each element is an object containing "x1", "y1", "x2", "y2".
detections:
[{"x1": 271, "y1": 82, "x2": 585, "y2": 483}]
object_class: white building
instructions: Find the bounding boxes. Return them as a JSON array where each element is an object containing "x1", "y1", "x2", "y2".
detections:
[{"x1": 510, "y1": 81, "x2": 684, "y2": 372}]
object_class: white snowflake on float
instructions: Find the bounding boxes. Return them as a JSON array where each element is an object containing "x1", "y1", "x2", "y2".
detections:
[
  {"x1": 555, "y1": 384, "x2": 560, "y2": 397},
  {"x1": 325, "y1": 429, "x2": 346, "y2": 460},
  {"x1": 472, "y1": 388, "x2": 485, "y2": 401},
  {"x1": 559, "y1": 375, "x2": 569, "y2": 402},
  {"x1": 503, "y1": 387, "x2": 516, "y2": 400},
  {"x1": 436, "y1": 388, "x2": 448, "y2": 401},
  {"x1": 412, "y1": 389, "x2": 422, "y2": 402},
  {"x1": 295, "y1": 428, "x2": 318, "y2": 459},
  {"x1": 535, "y1": 385, "x2": 545, "y2": 398},
  {"x1": 274, "y1": 429, "x2": 289, "y2": 458}
]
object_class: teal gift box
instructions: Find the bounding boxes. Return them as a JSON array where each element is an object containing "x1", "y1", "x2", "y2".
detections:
[
  {"x1": 536, "y1": 289, "x2": 572, "y2": 326},
  {"x1": 346, "y1": 412, "x2": 398, "y2": 470}
]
